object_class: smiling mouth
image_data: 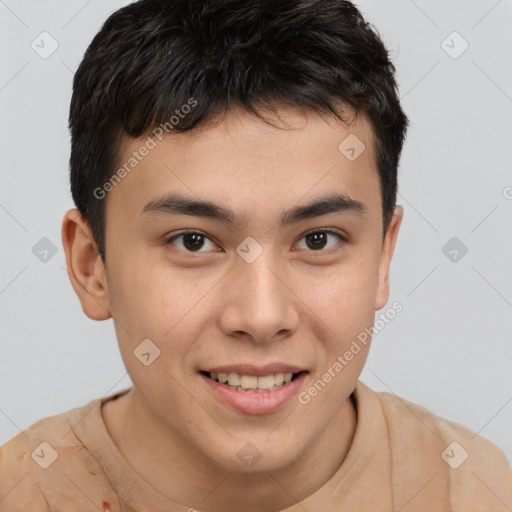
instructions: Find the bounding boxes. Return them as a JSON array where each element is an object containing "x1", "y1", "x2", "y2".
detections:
[{"x1": 200, "y1": 370, "x2": 306, "y2": 392}]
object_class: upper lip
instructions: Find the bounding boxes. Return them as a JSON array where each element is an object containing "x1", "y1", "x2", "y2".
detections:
[{"x1": 202, "y1": 363, "x2": 307, "y2": 377}]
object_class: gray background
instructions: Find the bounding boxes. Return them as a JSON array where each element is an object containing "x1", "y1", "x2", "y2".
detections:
[{"x1": 1, "y1": 0, "x2": 511, "y2": 466}]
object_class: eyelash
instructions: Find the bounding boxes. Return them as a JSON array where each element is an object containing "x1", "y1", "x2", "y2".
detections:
[{"x1": 164, "y1": 229, "x2": 346, "y2": 254}]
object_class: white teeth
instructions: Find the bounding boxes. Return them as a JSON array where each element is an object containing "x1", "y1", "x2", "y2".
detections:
[
  {"x1": 273, "y1": 373, "x2": 284, "y2": 385},
  {"x1": 227, "y1": 372, "x2": 241, "y2": 386},
  {"x1": 208, "y1": 371, "x2": 296, "y2": 391},
  {"x1": 240, "y1": 375, "x2": 258, "y2": 389},
  {"x1": 257, "y1": 375, "x2": 275, "y2": 389}
]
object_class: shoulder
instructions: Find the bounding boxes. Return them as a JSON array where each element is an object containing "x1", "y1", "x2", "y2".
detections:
[
  {"x1": 0, "y1": 409, "x2": 73, "y2": 511},
  {"x1": 0, "y1": 399, "x2": 115, "y2": 511},
  {"x1": 371, "y1": 383, "x2": 512, "y2": 510},
  {"x1": 375, "y1": 386, "x2": 511, "y2": 469}
]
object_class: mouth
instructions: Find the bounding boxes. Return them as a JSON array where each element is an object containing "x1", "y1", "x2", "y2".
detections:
[
  {"x1": 199, "y1": 367, "x2": 309, "y2": 415},
  {"x1": 200, "y1": 370, "x2": 307, "y2": 393}
]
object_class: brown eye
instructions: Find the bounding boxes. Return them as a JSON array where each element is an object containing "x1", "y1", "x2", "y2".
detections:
[
  {"x1": 166, "y1": 231, "x2": 217, "y2": 253},
  {"x1": 296, "y1": 230, "x2": 344, "y2": 252},
  {"x1": 305, "y1": 232, "x2": 328, "y2": 250},
  {"x1": 182, "y1": 233, "x2": 205, "y2": 251}
]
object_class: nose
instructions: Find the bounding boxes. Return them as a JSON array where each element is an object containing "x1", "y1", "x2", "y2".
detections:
[{"x1": 218, "y1": 251, "x2": 300, "y2": 344}]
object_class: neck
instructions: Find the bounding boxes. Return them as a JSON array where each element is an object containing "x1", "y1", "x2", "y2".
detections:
[{"x1": 102, "y1": 388, "x2": 357, "y2": 512}]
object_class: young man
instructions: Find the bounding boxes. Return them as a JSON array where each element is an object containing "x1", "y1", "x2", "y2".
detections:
[{"x1": 1, "y1": 0, "x2": 511, "y2": 510}]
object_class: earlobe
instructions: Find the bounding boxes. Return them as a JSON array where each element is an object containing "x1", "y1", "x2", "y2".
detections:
[
  {"x1": 61, "y1": 208, "x2": 112, "y2": 321},
  {"x1": 374, "y1": 206, "x2": 404, "y2": 311}
]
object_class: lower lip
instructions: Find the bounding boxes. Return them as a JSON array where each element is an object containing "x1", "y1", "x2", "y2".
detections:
[{"x1": 199, "y1": 372, "x2": 308, "y2": 415}]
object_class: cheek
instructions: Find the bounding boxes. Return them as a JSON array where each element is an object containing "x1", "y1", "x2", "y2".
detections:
[
  {"x1": 301, "y1": 254, "x2": 379, "y2": 321},
  {"x1": 107, "y1": 257, "x2": 195, "y2": 335},
  {"x1": 107, "y1": 259, "x2": 216, "y2": 374}
]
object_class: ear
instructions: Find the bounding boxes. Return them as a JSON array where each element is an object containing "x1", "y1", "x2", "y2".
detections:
[
  {"x1": 374, "y1": 205, "x2": 404, "y2": 311},
  {"x1": 61, "y1": 208, "x2": 112, "y2": 321}
]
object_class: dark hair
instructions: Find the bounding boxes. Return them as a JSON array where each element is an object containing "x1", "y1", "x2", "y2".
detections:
[{"x1": 69, "y1": 0, "x2": 408, "y2": 263}]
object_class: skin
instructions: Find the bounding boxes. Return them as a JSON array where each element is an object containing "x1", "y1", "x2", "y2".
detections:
[{"x1": 62, "y1": 105, "x2": 403, "y2": 511}]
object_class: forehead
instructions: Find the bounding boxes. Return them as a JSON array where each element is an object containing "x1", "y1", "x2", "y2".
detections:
[{"x1": 105, "y1": 106, "x2": 381, "y2": 225}]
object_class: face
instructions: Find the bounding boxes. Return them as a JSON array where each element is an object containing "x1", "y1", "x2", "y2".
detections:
[{"x1": 64, "y1": 106, "x2": 402, "y2": 474}]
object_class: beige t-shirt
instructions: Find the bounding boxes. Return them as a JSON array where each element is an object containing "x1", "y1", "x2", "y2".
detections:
[{"x1": 1, "y1": 380, "x2": 511, "y2": 511}]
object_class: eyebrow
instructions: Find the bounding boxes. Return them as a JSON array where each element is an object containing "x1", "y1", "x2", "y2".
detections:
[{"x1": 141, "y1": 192, "x2": 367, "y2": 227}]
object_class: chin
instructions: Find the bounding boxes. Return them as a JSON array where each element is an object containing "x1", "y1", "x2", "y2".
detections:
[{"x1": 201, "y1": 435, "x2": 301, "y2": 475}]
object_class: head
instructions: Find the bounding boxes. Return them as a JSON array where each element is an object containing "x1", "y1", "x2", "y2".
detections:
[{"x1": 63, "y1": 0, "x2": 408, "y2": 474}]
